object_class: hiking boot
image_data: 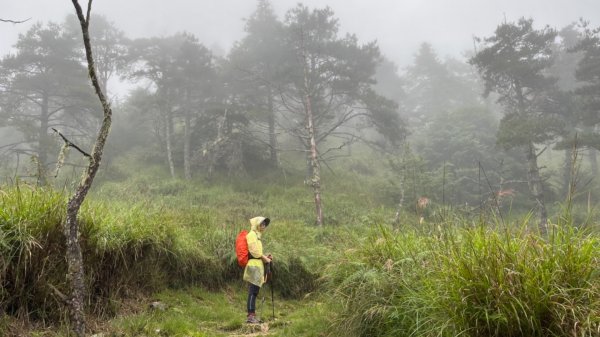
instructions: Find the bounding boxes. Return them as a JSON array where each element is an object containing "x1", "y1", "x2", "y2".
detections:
[{"x1": 246, "y1": 314, "x2": 260, "y2": 324}]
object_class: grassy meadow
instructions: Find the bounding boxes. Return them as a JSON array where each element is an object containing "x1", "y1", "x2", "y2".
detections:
[{"x1": 0, "y1": 157, "x2": 598, "y2": 336}]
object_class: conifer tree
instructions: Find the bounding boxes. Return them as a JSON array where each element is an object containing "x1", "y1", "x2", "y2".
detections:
[{"x1": 470, "y1": 18, "x2": 563, "y2": 232}]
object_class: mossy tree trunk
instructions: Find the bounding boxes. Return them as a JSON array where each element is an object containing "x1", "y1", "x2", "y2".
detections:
[{"x1": 67, "y1": 1, "x2": 114, "y2": 336}]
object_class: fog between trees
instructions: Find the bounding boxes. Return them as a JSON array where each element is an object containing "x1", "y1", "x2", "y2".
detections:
[{"x1": 1, "y1": 1, "x2": 600, "y2": 227}]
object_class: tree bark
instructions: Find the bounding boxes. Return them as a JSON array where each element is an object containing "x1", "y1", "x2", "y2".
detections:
[
  {"x1": 302, "y1": 61, "x2": 323, "y2": 226},
  {"x1": 526, "y1": 142, "x2": 548, "y2": 234},
  {"x1": 64, "y1": 184, "x2": 89, "y2": 337},
  {"x1": 67, "y1": 1, "x2": 114, "y2": 335},
  {"x1": 305, "y1": 93, "x2": 323, "y2": 226}
]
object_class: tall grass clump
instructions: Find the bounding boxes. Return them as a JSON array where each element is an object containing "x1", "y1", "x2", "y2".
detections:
[
  {"x1": 0, "y1": 180, "x2": 324, "y2": 324},
  {"x1": 80, "y1": 199, "x2": 215, "y2": 315},
  {"x1": 96, "y1": 169, "x2": 373, "y2": 296},
  {"x1": 0, "y1": 183, "x2": 211, "y2": 322},
  {"x1": 0, "y1": 184, "x2": 66, "y2": 322},
  {"x1": 433, "y1": 222, "x2": 599, "y2": 336},
  {"x1": 326, "y1": 219, "x2": 600, "y2": 337},
  {"x1": 325, "y1": 226, "x2": 437, "y2": 337}
]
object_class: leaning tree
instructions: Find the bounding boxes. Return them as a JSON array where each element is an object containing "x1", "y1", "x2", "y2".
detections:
[{"x1": 61, "y1": 1, "x2": 114, "y2": 335}]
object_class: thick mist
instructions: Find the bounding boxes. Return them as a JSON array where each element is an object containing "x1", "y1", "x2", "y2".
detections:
[{"x1": 3, "y1": 0, "x2": 600, "y2": 70}]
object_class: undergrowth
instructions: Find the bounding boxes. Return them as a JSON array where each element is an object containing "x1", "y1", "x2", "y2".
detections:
[
  {"x1": 2, "y1": 159, "x2": 598, "y2": 337},
  {"x1": 326, "y1": 219, "x2": 600, "y2": 337},
  {"x1": 0, "y1": 177, "x2": 341, "y2": 326}
]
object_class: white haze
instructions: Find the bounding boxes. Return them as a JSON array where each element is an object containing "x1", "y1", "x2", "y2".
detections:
[{"x1": 2, "y1": 0, "x2": 600, "y2": 74}]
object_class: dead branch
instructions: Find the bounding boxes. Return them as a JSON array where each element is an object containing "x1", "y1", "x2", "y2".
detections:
[
  {"x1": 47, "y1": 283, "x2": 68, "y2": 304},
  {"x1": 0, "y1": 17, "x2": 31, "y2": 24},
  {"x1": 52, "y1": 128, "x2": 91, "y2": 158}
]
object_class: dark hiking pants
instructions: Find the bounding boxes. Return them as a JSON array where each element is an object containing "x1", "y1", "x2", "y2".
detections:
[{"x1": 247, "y1": 283, "x2": 260, "y2": 314}]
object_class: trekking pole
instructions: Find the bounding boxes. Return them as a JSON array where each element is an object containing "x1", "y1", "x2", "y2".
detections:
[
  {"x1": 259, "y1": 292, "x2": 265, "y2": 322},
  {"x1": 264, "y1": 262, "x2": 274, "y2": 320},
  {"x1": 270, "y1": 262, "x2": 275, "y2": 320},
  {"x1": 259, "y1": 262, "x2": 271, "y2": 323}
]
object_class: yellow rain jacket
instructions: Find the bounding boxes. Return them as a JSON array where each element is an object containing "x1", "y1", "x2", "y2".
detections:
[{"x1": 243, "y1": 216, "x2": 268, "y2": 287}]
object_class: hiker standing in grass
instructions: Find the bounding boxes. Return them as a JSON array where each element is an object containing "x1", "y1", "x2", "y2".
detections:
[{"x1": 244, "y1": 216, "x2": 272, "y2": 324}]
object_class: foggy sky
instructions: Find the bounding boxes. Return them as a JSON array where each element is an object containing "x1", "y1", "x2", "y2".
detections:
[{"x1": 2, "y1": 0, "x2": 600, "y2": 69}]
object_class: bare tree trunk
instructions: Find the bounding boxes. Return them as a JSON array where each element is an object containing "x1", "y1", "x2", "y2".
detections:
[
  {"x1": 66, "y1": 1, "x2": 114, "y2": 336},
  {"x1": 305, "y1": 94, "x2": 323, "y2": 226},
  {"x1": 183, "y1": 90, "x2": 192, "y2": 180},
  {"x1": 267, "y1": 88, "x2": 278, "y2": 167},
  {"x1": 393, "y1": 180, "x2": 405, "y2": 225},
  {"x1": 515, "y1": 82, "x2": 547, "y2": 233},
  {"x1": 37, "y1": 92, "x2": 50, "y2": 186},
  {"x1": 526, "y1": 142, "x2": 547, "y2": 234},
  {"x1": 100, "y1": 69, "x2": 109, "y2": 97},
  {"x1": 64, "y1": 184, "x2": 89, "y2": 337},
  {"x1": 306, "y1": 153, "x2": 313, "y2": 181},
  {"x1": 562, "y1": 148, "x2": 571, "y2": 197},
  {"x1": 302, "y1": 60, "x2": 323, "y2": 226},
  {"x1": 206, "y1": 108, "x2": 228, "y2": 177},
  {"x1": 228, "y1": 136, "x2": 245, "y2": 176},
  {"x1": 589, "y1": 147, "x2": 598, "y2": 177},
  {"x1": 165, "y1": 109, "x2": 175, "y2": 179},
  {"x1": 583, "y1": 126, "x2": 599, "y2": 177}
]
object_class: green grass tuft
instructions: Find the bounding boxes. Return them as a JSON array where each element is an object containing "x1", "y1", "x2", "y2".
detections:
[{"x1": 326, "y1": 220, "x2": 600, "y2": 337}]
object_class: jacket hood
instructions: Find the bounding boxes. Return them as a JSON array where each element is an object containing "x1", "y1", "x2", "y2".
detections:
[{"x1": 249, "y1": 216, "x2": 270, "y2": 233}]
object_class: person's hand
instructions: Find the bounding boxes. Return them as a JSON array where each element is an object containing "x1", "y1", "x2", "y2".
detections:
[{"x1": 262, "y1": 255, "x2": 272, "y2": 264}]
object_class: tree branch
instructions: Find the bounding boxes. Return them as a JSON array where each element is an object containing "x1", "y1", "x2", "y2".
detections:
[
  {"x1": 0, "y1": 17, "x2": 31, "y2": 24},
  {"x1": 0, "y1": 141, "x2": 27, "y2": 151},
  {"x1": 52, "y1": 128, "x2": 91, "y2": 158},
  {"x1": 535, "y1": 146, "x2": 548, "y2": 158}
]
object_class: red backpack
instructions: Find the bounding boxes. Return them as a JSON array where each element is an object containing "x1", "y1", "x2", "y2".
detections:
[{"x1": 235, "y1": 230, "x2": 250, "y2": 267}]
